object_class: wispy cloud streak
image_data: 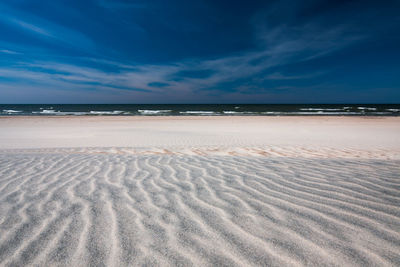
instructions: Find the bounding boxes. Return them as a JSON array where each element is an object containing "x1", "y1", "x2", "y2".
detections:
[
  {"x1": 0, "y1": 4, "x2": 94, "y2": 52},
  {"x1": 1, "y1": 0, "x2": 396, "y2": 103},
  {"x1": 0, "y1": 20, "x2": 361, "y2": 97}
]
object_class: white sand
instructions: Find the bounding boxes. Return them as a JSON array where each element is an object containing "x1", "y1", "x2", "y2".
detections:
[
  {"x1": 0, "y1": 116, "x2": 399, "y2": 266},
  {"x1": 0, "y1": 116, "x2": 399, "y2": 150}
]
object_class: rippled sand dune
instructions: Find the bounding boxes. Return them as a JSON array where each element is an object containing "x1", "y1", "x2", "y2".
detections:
[{"x1": 0, "y1": 150, "x2": 399, "y2": 266}]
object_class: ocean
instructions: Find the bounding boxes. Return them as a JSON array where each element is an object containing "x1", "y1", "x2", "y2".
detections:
[{"x1": 1, "y1": 104, "x2": 399, "y2": 116}]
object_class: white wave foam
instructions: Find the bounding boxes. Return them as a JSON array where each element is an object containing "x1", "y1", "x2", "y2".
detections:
[
  {"x1": 179, "y1": 111, "x2": 216, "y2": 114},
  {"x1": 299, "y1": 108, "x2": 343, "y2": 111},
  {"x1": 58, "y1": 112, "x2": 87, "y2": 116},
  {"x1": 89, "y1": 111, "x2": 125, "y2": 115},
  {"x1": 138, "y1": 110, "x2": 172, "y2": 114},
  {"x1": 223, "y1": 111, "x2": 259, "y2": 115},
  {"x1": 262, "y1": 111, "x2": 370, "y2": 115},
  {"x1": 357, "y1": 107, "x2": 377, "y2": 110},
  {"x1": 2, "y1": 110, "x2": 23, "y2": 113},
  {"x1": 387, "y1": 109, "x2": 400, "y2": 112},
  {"x1": 223, "y1": 111, "x2": 244, "y2": 114},
  {"x1": 33, "y1": 110, "x2": 90, "y2": 115},
  {"x1": 41, "y1": 109, "x2": 57, "y2": 113}
]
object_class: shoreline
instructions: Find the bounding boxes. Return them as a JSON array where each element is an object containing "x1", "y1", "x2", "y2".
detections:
[{"x1": 0, "y1": 115, "x2": 397, "y2": 118}]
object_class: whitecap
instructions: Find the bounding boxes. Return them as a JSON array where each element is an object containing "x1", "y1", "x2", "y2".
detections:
[
  {"x1": 3, "y1": 109, "x2": 23, "y2": 113},
  {"x1": 138, "y1": 110, "x2": 172, "y2": 114},
  {"x1": 299, "y1": 108, "x2": 343, "y2": 111},
  {"x1": 179, "y1": 111, "x2": 216, "y2": 114},
  {"x1": 89, "y1": 110, "x2": 125, "y2": 115},
  {"x1": 223, "y1": 111, "x2": 244, "y2": 114},
  {"x1": 41, "y1": 109, "x2": 57, "y2": 113},
  {"x1": 357, "y1": 107, "x2": 377, "y2": 111}
]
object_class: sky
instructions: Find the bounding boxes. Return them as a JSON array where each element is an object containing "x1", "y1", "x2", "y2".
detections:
[{"x1": 0, "y1": 0, "x2": 399, "y2": 103}]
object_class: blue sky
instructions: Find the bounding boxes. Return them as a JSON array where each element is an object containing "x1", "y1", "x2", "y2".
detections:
[{"x1": 0, "y1": 0, "x2": 399, "y2": 103}]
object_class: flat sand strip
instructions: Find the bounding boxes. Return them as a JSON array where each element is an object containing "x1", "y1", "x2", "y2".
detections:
[
  {"x1": 1, "y1": 146, "x2": 399, "y2": 160},
  {"x1": 0, "y1": 116, "x2": 399, "y2": 149},
  {"x1": 0, "y1": 152, "x2": 399, "y2": 266}
]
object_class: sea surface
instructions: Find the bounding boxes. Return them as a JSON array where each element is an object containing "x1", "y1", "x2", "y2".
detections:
[{"x1": 1, "y1": 104, "x2": 399, "y2": 116}]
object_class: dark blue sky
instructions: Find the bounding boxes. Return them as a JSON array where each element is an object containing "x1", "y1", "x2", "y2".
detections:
[{"x1": 0, "y1": 0, "x2": 399, "y2": 103}]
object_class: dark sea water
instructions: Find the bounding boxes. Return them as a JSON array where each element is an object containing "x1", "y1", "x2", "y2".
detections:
[{"x1": 1, "y1": 104, "x2": 400, "y2": 116}]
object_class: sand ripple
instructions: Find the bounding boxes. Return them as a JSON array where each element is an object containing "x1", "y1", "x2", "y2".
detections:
[{"x1": 0, "y1": 151, "x2": 399, "y2": 266}]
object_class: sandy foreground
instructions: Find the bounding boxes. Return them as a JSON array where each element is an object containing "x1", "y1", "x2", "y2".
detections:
[{"x1": 0, "y1": 116, "x2": 399, "y2": 266}]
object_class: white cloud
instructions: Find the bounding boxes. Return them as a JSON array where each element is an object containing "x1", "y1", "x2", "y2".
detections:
[
  {"x1": 0, "y1": 6, "x2": 94, "y2": 52},
  {"x1": 6, "y1": 17, "x2": 52, "y2": 37},
  {"x1": 0, "y1": 49, "x2": 20, "y2": 55}
]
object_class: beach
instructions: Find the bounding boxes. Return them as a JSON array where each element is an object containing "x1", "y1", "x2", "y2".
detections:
[{"x1": 0, "y1": 116, "x2": 399, "y2": 266}]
